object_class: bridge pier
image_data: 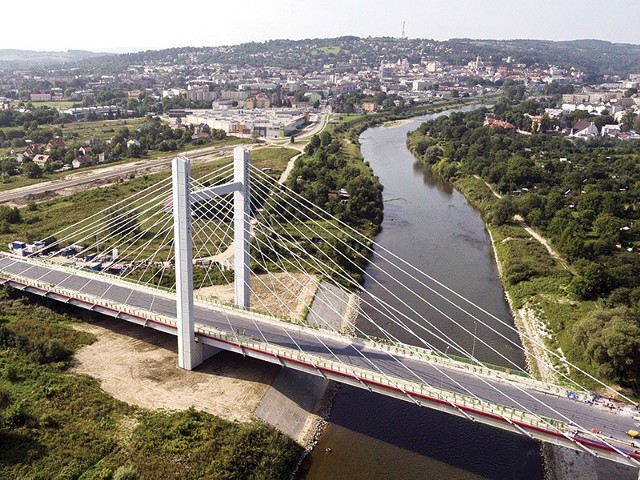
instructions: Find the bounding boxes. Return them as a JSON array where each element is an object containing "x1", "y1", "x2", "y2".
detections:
[{"x1": 233, "y1": 147, "x2": 250, "y2": 309}]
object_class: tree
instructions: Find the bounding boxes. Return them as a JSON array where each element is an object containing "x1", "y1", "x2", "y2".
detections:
[
  {"x1": 572, "y1": 307, "x2": 640, "y2": 388},
  {"x1": 21, "y1": 162, "x2": 42, "y2": 179},
  {"x1": 570, "y1": 261, "x2": 611, "y2": 299},
  {"x1": 592, "y1": 213, "x2": 623, "y2": 247},
  {"x1": 0, "y1": 205, "x2": 21, "y2": 224},
  {"x1": 126, "y1": 143, "x2": 143, "y2": 158},
  {"x1": 304, "y1": 134, "x2": 321, "y2": 155},
  {"x1": 319, "y1": 131, "x2": 332, "y2": 147},
  {"x1": 621, "y1": 111, "x2": 637, "y2": 132},
  {"x1": 491, "y1": 197, "x2": 516, "y2": 226},
  {"x1": 423, "y1": 145, "x2": 443, "y2": 165}
]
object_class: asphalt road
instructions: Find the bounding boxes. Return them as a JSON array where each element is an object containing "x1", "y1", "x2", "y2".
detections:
[
  {"x1": 0, "y1": 144, "x2": 237, "y2": 205},
  {"x1": 1, "y1": 254, "x2": 638, "y2": 460},
  {"x1": 0, "y1": 114, "x2": 328, "y2": 206}
]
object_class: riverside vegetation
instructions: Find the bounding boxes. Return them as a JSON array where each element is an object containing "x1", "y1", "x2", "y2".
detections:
[
  {"x1": 254, "y1": 99, "x2": 484, "y2": 288},
  {"x1": 0, "y1": 147, "x2": 306, "y2": 480},
  {"x1": 407, "y1": 101, "x2": 640, "y2": 393},
  {"x1": 0, "y1": 104, "x2": 394, "y2": 477}
]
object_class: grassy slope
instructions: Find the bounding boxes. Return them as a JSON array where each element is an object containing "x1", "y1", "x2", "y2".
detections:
[
  {"x1": 0, "y1": 147, "x2": 298, "y2": 246},
  {"x1": 452, "y1": 175, "x2": 602, "y2": 387},
  {"x1": 0, "y1": 295, "x2": 302, "y2": 480}
]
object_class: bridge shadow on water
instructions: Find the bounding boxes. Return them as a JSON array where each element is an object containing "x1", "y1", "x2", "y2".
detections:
[{"x1": 306, "y1": 384, "x2": 546, "y2": 480}]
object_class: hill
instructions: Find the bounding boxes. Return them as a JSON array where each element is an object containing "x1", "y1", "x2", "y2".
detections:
[{"x1": 0, "y1": 49, "x2": 111, "y2": 68}]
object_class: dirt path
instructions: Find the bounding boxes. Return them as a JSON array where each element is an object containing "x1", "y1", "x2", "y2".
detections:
[
  {"x1": 513, "y1": 214, "x2": 572, "y2": 272},
  {"x1": 70, "y1": 271, "x2": 334, "y2": 446},
  {"x1": 481, "y1": 177, "x2": 634, "y2": 479},
  {"x1": 475, "y1": 175, "x2": 572, "y2": 272}
]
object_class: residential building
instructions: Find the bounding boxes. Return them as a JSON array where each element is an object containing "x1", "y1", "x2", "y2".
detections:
[{"x1": 571, "y1": 121, "x2": 599, "y2": 137}]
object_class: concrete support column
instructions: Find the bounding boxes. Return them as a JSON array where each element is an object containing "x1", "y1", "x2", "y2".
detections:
[
  {"x1": 233, "y1": 146, "x2": 251, "y2": 308},
  {"x1": 172, "y1": 157, "x2": 203, "y2": 370}
]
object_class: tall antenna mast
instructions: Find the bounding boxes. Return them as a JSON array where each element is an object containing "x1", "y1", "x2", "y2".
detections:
[{"x1": 401, "y1": 21, "x2": 406, "y2": 39}]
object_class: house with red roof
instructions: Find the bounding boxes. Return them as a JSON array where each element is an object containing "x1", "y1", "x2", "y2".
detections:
[{"x1": 484, "y1": 117, "x2": 516, "y2": 130}]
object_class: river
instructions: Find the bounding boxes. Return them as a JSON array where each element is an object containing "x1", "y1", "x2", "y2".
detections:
[{"x1": 301, "y1": 109, "x2": 545, "y2": 479}]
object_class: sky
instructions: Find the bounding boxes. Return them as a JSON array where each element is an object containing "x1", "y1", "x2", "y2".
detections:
[{"x1": 2, "y1": 0, "x2": 639, "y2": 53}]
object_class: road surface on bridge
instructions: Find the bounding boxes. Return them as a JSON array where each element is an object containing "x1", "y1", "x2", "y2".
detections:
[{"x1": 1, "y1": 254, "x2": 639, "y2": 464}]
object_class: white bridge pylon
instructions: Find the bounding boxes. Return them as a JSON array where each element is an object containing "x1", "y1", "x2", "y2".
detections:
[{"x1": 172, "y1": 146, "x2": 251, "y2": 370}]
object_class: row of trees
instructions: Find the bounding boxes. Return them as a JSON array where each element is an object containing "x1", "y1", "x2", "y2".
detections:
[
  {"x1": 0, "y1": 107, "x2": 72, "y2": 130},
  {"x1": 409, "y1": 105, "x2": 640, "y2": 301},
  {"x1": 1, "y1": 118, "x2": 227, "y2": 178}
]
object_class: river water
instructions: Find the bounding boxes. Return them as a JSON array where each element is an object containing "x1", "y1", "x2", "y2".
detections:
[{"x1": 302, "y1": 109, "x2": 545, "y2": 479}]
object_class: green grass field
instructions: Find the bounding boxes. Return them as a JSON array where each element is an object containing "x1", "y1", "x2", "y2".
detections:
[
  {"x1": 28, "y1": 101, "x2": 78, "y2": 108},
  {"x1": 310, "y1": 46, "x2": 341, "y2": 56},
  {"x1": 0, "y1": 147, "x2": 298, "y2": 247}
]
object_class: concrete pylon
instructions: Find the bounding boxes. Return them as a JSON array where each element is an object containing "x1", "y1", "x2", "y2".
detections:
[
  {"x1": 172, "y1": 147, "x2": 251, "y2": 370},
  {"x1": 233, "y1": 146, "x2": 251, "y2": 309},
  {"x1": 172, "y1": 156, "x2": 203, "y2": 370}
]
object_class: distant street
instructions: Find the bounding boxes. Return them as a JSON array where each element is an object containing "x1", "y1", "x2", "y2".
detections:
[
  {"x1": 0, "y1": 114, "x2": 327, "y2": 206},
  {"x1": 0, "y1": 144, "x2": 241, "y2": 205}
]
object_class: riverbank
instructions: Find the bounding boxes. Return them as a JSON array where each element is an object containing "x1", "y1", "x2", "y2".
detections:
[{"x1": 452, "y1": 176, "x2": 637, "y2": 480}]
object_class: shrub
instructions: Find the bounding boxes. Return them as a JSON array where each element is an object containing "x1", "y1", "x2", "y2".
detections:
[
  {"x1": 39, "y1": 413, "x2": 59, "y2": 428},
  {"x1": 113, "y1": 466, "x2": 139, "y2": 480},
  {"x1": 30, "y1": 340, "x2": 72, "y2": 364},
  {"x1": 0, "y1": 387, "x2": 10, "y2": 408},
  {"x1": 4, "y1": 401, "x2": 30, "y2": 427},
  {"x1": 504, "y1": 262, "x2": 536, "y2": 285}
]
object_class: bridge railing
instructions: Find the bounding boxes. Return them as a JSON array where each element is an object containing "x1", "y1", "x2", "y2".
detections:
[
  {"x1": 0, "y1": 266, "x2": 178, "y2": 330},
  {"x1": 193, "y1": 321, "x2": 570, "y2": 436},
  {"x1": 358, "y1": 337, "x2": 586, "y2": 402},
  {"x1": 1, "y1": 255, "x2": 584, "y2": 404},
  {"x1": 0, "y1": 266, "x2": 574, "y2": 437},
  {"x1": 6, "y1": 256, "x2": 638, "y2": 465}
]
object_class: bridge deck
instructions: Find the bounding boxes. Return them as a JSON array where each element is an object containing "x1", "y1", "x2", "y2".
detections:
[{"x1": 1, "y1": 254, "x2": 639, "y2": 467}]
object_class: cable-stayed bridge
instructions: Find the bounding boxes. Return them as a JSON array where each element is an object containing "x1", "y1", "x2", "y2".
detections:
[{"x1": 1, "y1": 148, "x2": 639, "y2": 468}]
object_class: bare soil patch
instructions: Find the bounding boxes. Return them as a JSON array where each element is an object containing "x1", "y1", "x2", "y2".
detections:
[
  {"x1": 196, "y1": 272, "x2": 319, "y2": 321},
  {"x1": 72, "y1": 319, "x2": 279, "y2": 421}
]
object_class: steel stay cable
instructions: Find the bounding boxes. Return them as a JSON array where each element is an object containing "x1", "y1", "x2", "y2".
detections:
[
  {"x1": 247, "y1": 215, "x2": 452, "y2": 406},
  {"x1": 253, "y1": 169, "x2": 603, "y2": 399},
  {"x1": 43, "y1": 160, "x2": 231, "y2": 256},
  {"x1": 56, "y1": 191, "x2": 174, "y2": 265},
  {"x1": 245, "y1": 223, "x2": 588, "y2": 439},
  {"x1": 195, "y1": 199, "x2": 412, "y2": 394},
  {"x1": 248, "y1": 173, "x2": 638, "y2": 454},
  {"x1": 245, "y1": 188, "x2": 552, "y2": 414},
  {"x1": 250, "y1": 173, "x2": 523, "y2": 375},
  {"x1": 41, "y1": 178, "x2": 175, "y2": 256},
  {"x1": 249, "y1": 200, "x2": 548, "y2": 418},
  {"x1": 267, "y1": 172, "x2": 629, "y2": 402},
  {"x1": 41, "y1": 176, "x2": 174, "y2": 253}
]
